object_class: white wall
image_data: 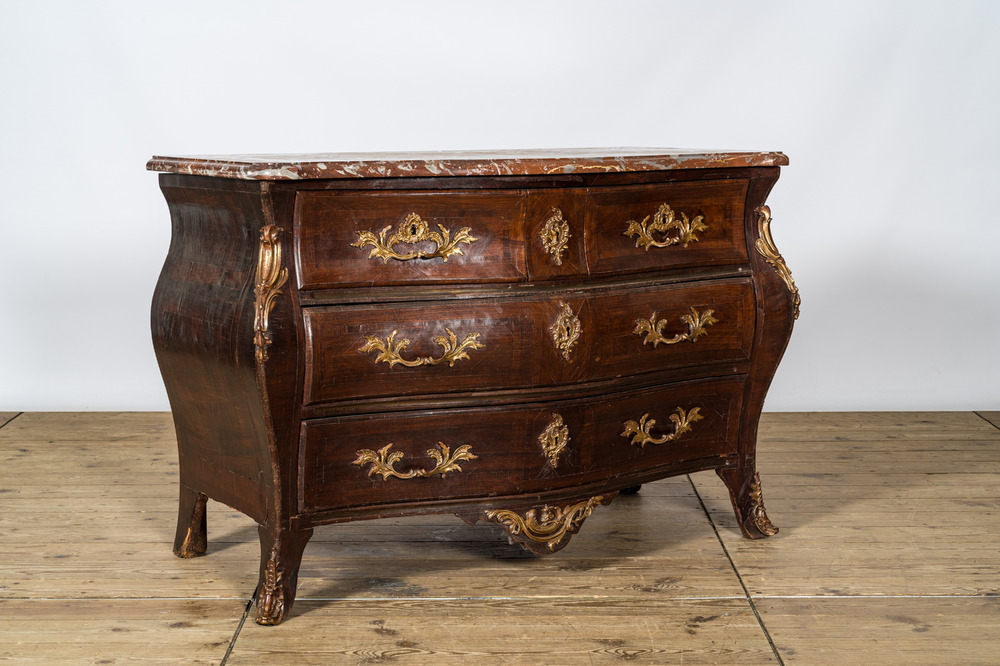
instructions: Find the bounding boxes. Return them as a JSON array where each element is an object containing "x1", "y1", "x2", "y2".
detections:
[{"x1": 1, "y1": 1, "x2": 997, "y2": 411}]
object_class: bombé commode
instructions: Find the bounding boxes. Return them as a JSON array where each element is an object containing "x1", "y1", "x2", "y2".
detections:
[{"x1": 147, "y1": 148, "x2": 798, "y2": 625}]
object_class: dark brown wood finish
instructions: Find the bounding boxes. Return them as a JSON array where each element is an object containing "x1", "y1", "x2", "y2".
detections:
[
  {"x1": 148, "y1": 149, "x2": 795, "y2": 625},
  {"x1": 299, "y1": 376, "x2": 744, "y2": 512},
  {"x1": 720, "y1": 167, "x2": 796, "y2": 540},
  {"x1": 151, "y1": 176, "x2": 274, "y2": 524},
  {"x1": 295, "y1": 190, "x2": 527, "y2": 289},
  {"x1": 587, "y1": 179, "x2": 750, "y2": 275},
  {"x1": 302, "y1": 279, "x2": 753, "y2": 404}
]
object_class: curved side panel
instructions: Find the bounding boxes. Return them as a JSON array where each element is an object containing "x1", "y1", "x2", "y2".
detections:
[
  {"x1": 741, "y1": 168, "x2": 797, "y2": 455},
  {"x1": 717, "y1": 167, "x2": 795, "y2": 538},
  {"x1": 151, "y1": 174, "x2": 276, "y2": 523}
]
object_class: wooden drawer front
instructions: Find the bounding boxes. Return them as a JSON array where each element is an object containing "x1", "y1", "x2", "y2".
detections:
[
  {"x1": 587, "y1": 180, "x2": 749, "y2": 275},
  {"x1": 295, "y1": 190, "x2": 527, "y2": 289},
  {"x1": 302, "y1": 278, "x2": 753, "y2": 405},
  {"x1": 299, "y1": 376, "x2": 744, "y2": 512},
  {"x1": 523, "y1": 188, "x2": 589, "y2": 280}
]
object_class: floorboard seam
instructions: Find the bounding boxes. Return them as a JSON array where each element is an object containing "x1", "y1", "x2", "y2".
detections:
[
  {"x1": 973, "y1": 411, "x2": 1000, "y2": 432},
  {"x1": 0, "y1": 412, "x2": 24, "y2": 429},
  {"x1": 688, "y1": 474, "x2": 785, "y2": 666},
  {"x1": 754, "y1": 594, "x2": 999, "y2": 599},
  {"x1": 294, "y1": 595, "x2": 750, "y2": 602},
  {"x1": 220, "y1": 591, "x2": 255, "y2": 665},
  {"x1": 0, "y1": 596, "x2": 258, "y2": 601}
]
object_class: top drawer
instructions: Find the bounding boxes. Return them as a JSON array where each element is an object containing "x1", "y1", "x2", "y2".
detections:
[
  {"x1": 586, "y1": 179, "x2": 749, "y2": 275},
  {"x1": 294, "y1": 178, "x2": 750, "y2": 291},
  {"x1": 295, "y1": 190, "x2": 527, "y2": 289}
]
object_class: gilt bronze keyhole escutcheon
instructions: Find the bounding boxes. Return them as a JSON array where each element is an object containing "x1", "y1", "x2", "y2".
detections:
[{"x1": 550, "y1": 302, "x2": 581, "y2": 361}]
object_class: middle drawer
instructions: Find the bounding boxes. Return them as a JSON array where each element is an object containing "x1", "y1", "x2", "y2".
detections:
[{"x1": 302, "y1": 278, "x2": 753, "y2": 405}]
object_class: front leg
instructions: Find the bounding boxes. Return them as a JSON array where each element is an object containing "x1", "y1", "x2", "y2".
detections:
[
  {"x1": 716, "y1": 466, "x2": 778, "y2": 539},
  {"x1": 255, "y1": 523, "x2": 314, "y2": 625},
  {"x1": 173, "y1": 486, "x2": 207, "y2": 558}
]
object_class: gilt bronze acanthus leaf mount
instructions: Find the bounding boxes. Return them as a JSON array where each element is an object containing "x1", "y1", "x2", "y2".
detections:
[
  {"x1": 754, "y1": 205, "x2": 800, "y2": 319},
  {"x1": 482, "y1": 495, "x2": 611, "y2": 554},
  {"x1": 748, "y1": 472, "x2": 778, "y2": 536},
  {"x1": 255, "y1": 554, "x2": 285, "y2": 625},
  {"x1": 253, "y1": 225, "x2": 289, "y2": 363}
]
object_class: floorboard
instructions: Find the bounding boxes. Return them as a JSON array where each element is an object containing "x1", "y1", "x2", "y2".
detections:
[
  {"x1": 977, "y1": 411, "x2": 1000, "y2": 429},
  {"x1": 0, "y1": 599, "x2": 245, "y2": 664},
  {"x1": 2, "y1": 411, "x2": 998, "y2": 664},
  {"x1": 757, "y1": 597, "x2": 1000, "y2": 665},
  {"x1": 228, "y1": 598, "x2": 777, "y2": 665}
]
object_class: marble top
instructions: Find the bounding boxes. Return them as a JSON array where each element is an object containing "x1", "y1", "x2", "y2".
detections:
[{"x1": 146, "y1": 148, "x2": 788, "y2": 180}]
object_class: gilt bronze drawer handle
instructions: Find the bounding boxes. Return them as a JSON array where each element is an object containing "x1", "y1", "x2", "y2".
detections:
[
  {"x1": 359, "y1": 328, "x2": 484, "y2": 368},
  {"x1": 352, "y1": 212, "x2": 478, "y2": 263},
  {"x1": 550, "y1": 301, "x2": 581, "y2": 361},
  {"x1": 539, "y1": 207, "x2": 571, "y2": 265},
  {"x1": 624, "y1": 203, "x2": 707, "y2": 250},
  {"x1": 621, "y1": 407, "x2": 703, "y2": 448},
  {"x1": 352, "y1": 442, "x2": 477, "y2": 481},
  {"x1": 539, "y1": 413, "x2": 570, "y2": 468},
  {"x1": 483, "y1": 495, "x2": 608, "y2": 553},
  {"x1": 633, "y1": 307, "x2": 718, "y2": 348}
]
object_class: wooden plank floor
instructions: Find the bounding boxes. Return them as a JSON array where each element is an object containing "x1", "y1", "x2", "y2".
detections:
[{"x1": 1, "y1": 412, "x2": 997, "y2": 664}]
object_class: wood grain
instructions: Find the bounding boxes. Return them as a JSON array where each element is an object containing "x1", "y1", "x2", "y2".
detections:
[
  {"x1": 291, "y1": 491, "x2": 749, "y2": 602},
  {"x1": 4, "y1": 411, "x2": 1000, "y2": 662},
  {"x1": 756, "y1": 411, "x2": 998, "y2": 441},
  {"x1": 586, "y1": 179, "x2": 749, "y2": 275},
  {"x1": 228, "y1": 598, "x2": 777, "y2": 665},
  {"x1": 302, "y1": 279, "x2": 753, "y2": 404},
  {"x1": 295, "y1": 189, "x2": 527, "y2": 289},
  {"x1": 0, "y1": 599, "x2": 244, "y2": 664},
  {"x1": 692, "y1": 411, "x2": 1000, "y2": 599},
  {"x1": 148, "y1": 161, "x2": 791, "y2": 621},
  {"x1": 757, "y1": 597, "x2": 1000, "y2": 665},
  {"x1": 976, "y1": 411, "x2": 1000, "y2": 429},
  {"x1": 299, "y1": 377, "x2": 743, "y2": 512},
  {"x1": 0, "y1": 412, "x2": 260, "y2": 599},
  {"x1": 0, "y1": 411, "x2": 174, "y2": 441}
]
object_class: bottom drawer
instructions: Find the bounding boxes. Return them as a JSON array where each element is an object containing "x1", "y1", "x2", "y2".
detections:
[{"x1": 298, "y1": 376, "x2": 745, "y2": 513}]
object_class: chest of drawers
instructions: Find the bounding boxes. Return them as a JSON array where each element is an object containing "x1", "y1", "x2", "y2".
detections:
[{"x1": 147, "y1": 148, "x2": 797, "y2": 625}]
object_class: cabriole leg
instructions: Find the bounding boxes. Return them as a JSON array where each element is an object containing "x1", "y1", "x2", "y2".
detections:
[
  {"x1": 255, "y1": 524, "x2": 314, "y2": 625},
  {"x1": 716, "y1": 466, "x2": 778, "y2": 539},
  {"x1": 173, "y1": 486, "x2": 207, "y2": 558}
]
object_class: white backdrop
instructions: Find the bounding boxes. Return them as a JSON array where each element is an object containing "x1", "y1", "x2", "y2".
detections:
[{"x1": 1, "y1": 1, "x2": 998, "y2": 411}]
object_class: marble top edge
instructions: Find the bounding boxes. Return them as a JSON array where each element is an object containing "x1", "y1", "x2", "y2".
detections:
[{"x1": 146, "y1": 147, "x2": 788, "y2": 180}]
